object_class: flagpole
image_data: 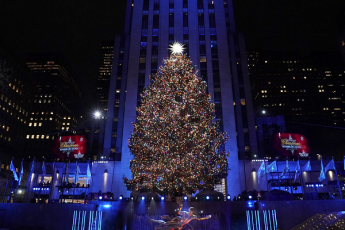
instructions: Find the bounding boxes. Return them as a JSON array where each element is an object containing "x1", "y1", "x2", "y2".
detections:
[
  {"x1": 264, "y1": 157, "x2": 269, "y2": 200},
  {"x1": 13, "y1": 158, "x2": 23, "y2": 203},
  {"x1": 332, "y1": 156, "x2": 342, "y2": 199},
  {"x1": 84, "y1": 160, "x2": 90, "y2": 204},
  {"x1": 298, "y1": 158, "x2": 305, "y2": 198},
  {"x1": 287, "y1": 157, "x2": 292, "y2": 194},
  {"x1": 49, "y1": 161, "x2": 55, "y2": 202},
  {"x1": 276, "y1": 159, "x2": 281, "y2": 196},
  {"x1": 38, "y1": 160, "x2": 44, "y2": 202},
  {"x1": 72, "y1": 160, "x2": 78, "y2": 204},
  {"x1": 321, "y1": 157, "x2": 331, "y2": 199},
  {"x1": 309, "y1": 157, "x2": 317, "y2": 199},
  {"x1": 2, "y1": 171, "x2": 9, "y2": 203},
  {"x1": 24, "y1": 158, "x2": 35, "y2": 203}
]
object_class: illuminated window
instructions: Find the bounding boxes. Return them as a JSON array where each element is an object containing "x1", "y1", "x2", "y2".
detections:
[
  {"x1": 29, "y1": 123, "x2": 32, "y2": 126},
  {"x1": 39, "y1": 123, "x2": 42, "y2": 126},
  {"x1": 46, "y1": 135, "x2": 49, "y2": 139},
  {"x1": 240, "y1": 99, "x2": 245, "y2": 106},
  {"x1": 36, "y1": 135, "x2": 39, "y2": 139},
  {"x1": 62, "y1": 127, "x2": 65, "y2": 130},
  {"x1": 50, "y1": 112, "x2": 53, "y2": 114},
  {"x1": 200, "y1": 56, "x2": 206, "y2": 62},
  {"x1": 26, "y1": 135, "x2": 30, "y2": 139},
  {"x1": 50, "y1": 118, "x2": 53, "y2": 120},
  {"x1": 34, "y1": 123, "x2": 37, "y2": 127},
  {"x1": 41, "y1": 135, "x2": 45, "y2": 139},
  {"x1": 68, "y1": 117, "x2": 71, "y2": 119}
]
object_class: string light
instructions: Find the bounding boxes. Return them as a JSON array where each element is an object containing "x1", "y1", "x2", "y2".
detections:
[{"x1": 123, "y1": 53, "x2": 230, "y2": 195}]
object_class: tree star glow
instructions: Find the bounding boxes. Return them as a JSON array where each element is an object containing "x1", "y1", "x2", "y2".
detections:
[{"x1": 169, "y1": 42, "x2": 184, "y2": 55}]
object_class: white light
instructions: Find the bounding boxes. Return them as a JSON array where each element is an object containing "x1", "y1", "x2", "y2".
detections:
[
  {"x1": 99, "y1": 196, "x2": 102, "y2": 200},
  {"x1": 161, "y1": 197, "x2": 165, "y2": 201},
  {"x1": 184, "y1": 196, "x2": 188, "y2": 200},
  {"x1": 262, "y1": 110, "x2": 266, "y2": 114},
  {"x1": 227, "y1": 195, "x2": 231, "y2": 200},
  {"x1": 206, "y1": 196, "x2": 210, "y2": 200},
  {"x1": 249, "y1": 195, "x2": 252, "y2": 199},
  {"x1": 94, "y1": 111, "x2": 101, "y2": 119},
  {"x1": 169, "y1": 42, "x2": 184, "y2": 55},
  {"x1": 142, "y1": 196, "x2": 145, "y2": 200}
]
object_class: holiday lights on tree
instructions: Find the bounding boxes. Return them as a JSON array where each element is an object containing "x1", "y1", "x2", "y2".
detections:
[{"x1": 124, "y1": 45, "x2": 229, "y2": 195}]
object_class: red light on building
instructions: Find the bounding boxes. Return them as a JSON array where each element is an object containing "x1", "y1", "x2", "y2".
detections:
[
  {"x1": 52, "y1": 135, "x2": 87, "y2": 159},
  {"x1": 274, "y1": 133, "x2": 309, "y2": 158}
]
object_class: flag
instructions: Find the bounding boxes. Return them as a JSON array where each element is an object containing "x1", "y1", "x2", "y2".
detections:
[
  {"x1": 18, "y1": 159, "x2": 24, "y2": 185},
  {"x1": 75, "y1": 162, "x2": 80, "y2": 184},
  {"x1": 257, "y1": 161, "x2": 266, "y2": 184},
  {"x1": 302, "y1": 160, "x2": 312, "y2": 172},
  {"x1": 325, "y1": 159, "x2": 335, "y2": 172},
  {"x1": 86, "y1": 162, "x2": 92, "y2": 185},
  {"x1": 41, "y1": 161, "x2": 46, "y2": 184},
  {"x1": 266, "y1": 161, "x2": 277, "y2": 173},
  {"x1": 294, "y1": 159, "x2": 301, "y2": 182},
  {"x1": 10, "y1": 159, "x2": 18, "y2": 181},
  {"x1": 318, "y1": 158, "x2": 326, "y2": 182},
  {"x1": 26, "y1": 158, "x2": 35, "y2": 188},
  {"x1": 280, "y1": 159, "x2": 289, "y2": 178}
]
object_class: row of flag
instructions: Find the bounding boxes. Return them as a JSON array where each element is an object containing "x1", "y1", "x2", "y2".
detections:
[
  {"x1": 8, "y1": 159, "x2": 92, "y2": 187},
  {"x1": 257, "y1": 158, "x2": 336, "y2": 183}
]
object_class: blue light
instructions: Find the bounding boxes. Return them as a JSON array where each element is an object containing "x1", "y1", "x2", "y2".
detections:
[
  {"x1": 184, "y1": 196, "x2": 188, "y2": 201},
  {"x1": 142, "y1": 196, "x2": 145, "y2": 200},
  {"x1": 99, "y1": 196, "x2": 102, "y2": 200},
  {"x1": 206, "y1": 196, "x2": 210, "y2": 200},
  {"x1": 249, "y1": 195, "x2": 252, "y2": 199},
  {"x1": 227, "y1": 195, "x2": 231, "y2": 200},
  {"x1": 161, "y1": 197, "x2": 165, "y2": 201},
  {"x1": 102, "y1": 205, "x2": 111, "y2": 208}
]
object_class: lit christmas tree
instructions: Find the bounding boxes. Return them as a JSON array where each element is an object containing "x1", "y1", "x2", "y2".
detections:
[{"x1": 124, "y1": 43, "x2": 229, "y2": 195}]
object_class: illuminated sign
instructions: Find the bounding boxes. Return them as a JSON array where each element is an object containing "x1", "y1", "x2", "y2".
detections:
[
  {"x1": 52, "y1": 135, "x2": 87, "y2": 159},
  {"x1": 274, "y1": 133, "x2": 309, "y2": 158}
]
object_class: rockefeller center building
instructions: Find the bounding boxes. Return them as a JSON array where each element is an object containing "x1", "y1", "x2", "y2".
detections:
[{"x1": 103, "y1": 0, "x2": 257, "y2": 198}]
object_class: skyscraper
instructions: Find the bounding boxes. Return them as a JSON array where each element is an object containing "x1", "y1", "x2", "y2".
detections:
[
  {"x1": 25, "y1": 53, "x2": 82, "y2": 159},
  {"x1": 104, "y1": 0, "x2": 257, "y2": 197},
  {"x1": 0, "y1": 46, "x2": 35, "y2": 157},
  {"x1": 96, "y1": 41, "x2": 115, "y2": 112}
]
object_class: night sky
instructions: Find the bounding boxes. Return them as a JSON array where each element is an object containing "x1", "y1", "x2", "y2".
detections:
[{"x1": 0, "y1": 1, "x2": 344, "y2": 105}]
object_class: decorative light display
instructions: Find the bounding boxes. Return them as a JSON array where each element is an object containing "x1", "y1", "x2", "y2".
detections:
[
  {"x1": 123, "y1": 53, "x2": 229, "y2": 195},
  {"x1": 169, "y1": 42, "x2": 184, "y2": 55}
]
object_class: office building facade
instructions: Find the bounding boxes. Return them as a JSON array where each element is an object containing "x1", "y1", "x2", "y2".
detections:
[
  {"x1": 103, "y1": 0, "x2": 257, "y2": 197},
  {"x1": 25, "y1": 53, "x2": 82, "y2": 159},
  {"x1": 0, "y1": 48, "x2": 35, "y2": 157}
]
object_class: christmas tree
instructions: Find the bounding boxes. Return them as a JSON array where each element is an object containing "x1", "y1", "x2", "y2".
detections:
[{"x1": 124, "y1": 43, "x2": 229, "y2": 195}]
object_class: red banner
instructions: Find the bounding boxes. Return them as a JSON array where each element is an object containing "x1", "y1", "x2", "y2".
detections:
[
  {"x1": 52, "y1": 135, "x2": 87, "y2": 159},
  {"x1": 274, "y1": 133, "x2": 309, "y2": 158}
]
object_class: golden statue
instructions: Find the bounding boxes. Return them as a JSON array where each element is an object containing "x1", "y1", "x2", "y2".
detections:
[{"x1": 150, "y1": 201, "x2": 211, "y2": 230}]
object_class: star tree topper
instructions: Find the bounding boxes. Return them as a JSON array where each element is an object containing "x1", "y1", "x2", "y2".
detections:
[{"x1": 169, "y1": 42, "x2": 184, "y2": 55}]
